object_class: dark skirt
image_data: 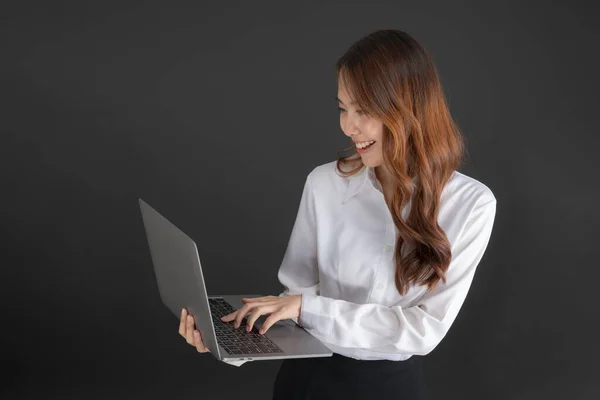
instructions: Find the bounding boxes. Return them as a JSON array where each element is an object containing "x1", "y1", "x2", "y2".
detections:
[{"x1": 272, "y1": 353, "x2": 428, "y2": 400}]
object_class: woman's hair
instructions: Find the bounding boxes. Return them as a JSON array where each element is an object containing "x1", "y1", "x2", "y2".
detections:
[{"x1": 335, "y1": 29, "x2": 465, "y2": 296}]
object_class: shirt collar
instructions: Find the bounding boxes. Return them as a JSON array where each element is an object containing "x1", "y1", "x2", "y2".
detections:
[
  {"x1": 342, "y1": 165, "x2": 418, "y2": 204},
  {"x1": 342, "y1": 165, "x2": 382, "y2": 203}
]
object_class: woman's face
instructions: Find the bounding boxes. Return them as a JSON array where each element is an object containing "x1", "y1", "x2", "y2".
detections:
[{"x1": 337, "y1": 78, "x2": 385, "y2": 168}]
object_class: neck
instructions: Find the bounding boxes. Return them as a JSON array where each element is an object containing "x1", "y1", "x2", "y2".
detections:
[{"x1": 374, "y1": 165, "x2": 394, "y2": 192}]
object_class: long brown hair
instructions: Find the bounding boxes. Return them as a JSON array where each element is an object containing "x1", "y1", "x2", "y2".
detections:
[{"x1": 335, "y1": 29, "x2": 465, "y2": 296}]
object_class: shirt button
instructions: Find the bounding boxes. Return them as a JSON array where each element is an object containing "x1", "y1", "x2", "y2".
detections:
[
  {"x1": 384, "y1": 245, "x2": 393, "y2": 252},
  {"x1": 376, "y1": 283, "x2": 384, "y2": 290}
]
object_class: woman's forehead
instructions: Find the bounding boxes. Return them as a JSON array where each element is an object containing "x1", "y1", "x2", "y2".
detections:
[{"x1": 337, "y1": 83, "x2": 357, "y2": 104}]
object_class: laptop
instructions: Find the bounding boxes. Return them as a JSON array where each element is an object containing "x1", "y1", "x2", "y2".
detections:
[{"x1": 138, "y1": 198, "x2": 333, "y2": 362}]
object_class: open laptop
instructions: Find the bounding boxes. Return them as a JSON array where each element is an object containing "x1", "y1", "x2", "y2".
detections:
[{"x1": 138, "y1": 198, "x2": 333, "y2": 362}]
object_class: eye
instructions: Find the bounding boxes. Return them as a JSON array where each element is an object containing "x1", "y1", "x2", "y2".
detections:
[{"x1": 337, "y1": 107, "x2": 365, "y2": 116}]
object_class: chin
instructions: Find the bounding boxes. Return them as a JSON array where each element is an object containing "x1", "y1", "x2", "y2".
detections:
[{"x1": 360, "y1": 156, "x2": 382, "y2": 167}]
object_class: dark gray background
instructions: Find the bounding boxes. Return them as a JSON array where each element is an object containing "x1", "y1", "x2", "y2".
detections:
[{"x1": 2, "y1": 1, "x2": 598, "y2": 399}]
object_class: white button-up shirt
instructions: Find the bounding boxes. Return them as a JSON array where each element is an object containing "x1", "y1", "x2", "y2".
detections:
[{"x1": 226, "y1": 160, "x2": 496, "y2": 366}]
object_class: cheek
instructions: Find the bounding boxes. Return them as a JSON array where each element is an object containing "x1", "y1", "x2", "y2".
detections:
[{"x1": 366, "y1": 121, "x2": 383, "y2": 138}]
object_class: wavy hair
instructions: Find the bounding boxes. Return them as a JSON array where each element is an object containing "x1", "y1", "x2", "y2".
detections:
[{"x1": 334, "y1": 29, "x2": 465, "y2": 296}]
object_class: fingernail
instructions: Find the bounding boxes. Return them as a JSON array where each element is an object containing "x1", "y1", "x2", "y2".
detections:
[{"x1": 220, "y1": 316, "x2": 226, "y2": 321}]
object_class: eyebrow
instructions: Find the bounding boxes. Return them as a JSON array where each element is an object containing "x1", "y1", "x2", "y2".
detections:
[{"x1": 336, "y1": 96, "x2": 358, "y2": 105}]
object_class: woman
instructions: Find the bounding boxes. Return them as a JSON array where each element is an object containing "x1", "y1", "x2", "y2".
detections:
[{"x1": 179, "y1": 28, "x2": 497, "y2": 400}]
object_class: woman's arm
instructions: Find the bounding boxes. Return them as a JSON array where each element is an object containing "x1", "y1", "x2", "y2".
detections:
[
  {"x1": 298, "y1": 197, "x2": 497, "y2": 355},
  {"x1": 276, "y1": 173, "x2": 320, "y2": 325}
]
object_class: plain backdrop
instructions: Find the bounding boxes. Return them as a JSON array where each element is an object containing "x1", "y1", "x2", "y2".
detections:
[{"x1": 1, "y1": 1, "x2": 598, "y2": 399}]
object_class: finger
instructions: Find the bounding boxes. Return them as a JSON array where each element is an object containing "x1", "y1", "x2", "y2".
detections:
[
  {"x1": 245, "y1": 308, "x2": 267, "y2": 332},
  {"x1": 193, "y1": 329, "x2": 209, "y2": 353},
  {"x1": 179, "y1": 308, "x2": 187, "y2": 337},
  {"x1": 234, "y1": 305, "x2": 252, "y2": 329},
  {"x1": 242, "y1": 297, "x2": 260, "y2": 302},
  {"x1": 246, "y1": 304, "x2": 277, "y2": 332},
  {"x1": 242, "y1": 296, "x2": 272, "y2": 303},
  {"x1": 186, "y1": 314, "x2": 195, "y2": 344},
  {"x1": 258, "y1": 312, "x2": 282, "y2": 335},
  {"x1": 220, "y1": 311, "x2": 236, "y2": 323}
]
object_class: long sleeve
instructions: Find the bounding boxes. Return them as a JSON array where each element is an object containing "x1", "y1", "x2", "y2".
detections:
[
  {"x1": 298, "y1": 198, "x2": 497, "y2": 356},
  {"x1": 277, "y1": 173, "x2": 320, "y2": 325}
]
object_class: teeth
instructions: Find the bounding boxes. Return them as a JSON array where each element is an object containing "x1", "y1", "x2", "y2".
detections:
[{"x1": 357, "y1": 140, "x2": 375, "y2": 149}]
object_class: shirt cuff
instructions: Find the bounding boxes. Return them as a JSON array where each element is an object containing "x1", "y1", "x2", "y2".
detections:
[{"x1": 299, "y1": 293, "x2": 335, "y2": 341}]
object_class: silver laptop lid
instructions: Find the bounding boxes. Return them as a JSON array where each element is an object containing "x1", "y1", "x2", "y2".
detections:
[{"x1": 138, "y1": 198, "x2": 221, "y2": 358}]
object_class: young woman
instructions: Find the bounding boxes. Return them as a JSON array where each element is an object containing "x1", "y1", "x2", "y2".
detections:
[{"x1": 179, "y1": 29, "x2": 497, "y2": 399}]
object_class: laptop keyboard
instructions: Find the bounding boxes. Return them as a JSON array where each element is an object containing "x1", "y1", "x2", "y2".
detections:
[{"x1": 209, "y1": 298, "x2": 284, "y2": 355}]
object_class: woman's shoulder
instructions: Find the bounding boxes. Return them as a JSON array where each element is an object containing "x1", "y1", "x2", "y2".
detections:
[
  {"x1": 307, "y1": 160, "x2": 343, "y2": 182},
  {"x1": 443, "y1": 170, "x2": 497, "y2": 207},
  {"x1": 437, "y1": 170, "x2": 497, "y2": 243},
  {"x1": 305, "y1": 160, "x2": 358, "y2": 197}
]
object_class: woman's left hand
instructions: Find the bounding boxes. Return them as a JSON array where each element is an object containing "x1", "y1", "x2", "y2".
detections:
[{"x1": 220, "y1": 295, "x2": 302, "y2": 335}]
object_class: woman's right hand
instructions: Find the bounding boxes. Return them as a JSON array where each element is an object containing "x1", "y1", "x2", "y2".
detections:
[{"x1": 179, "y1": 308, "x2": 210, "y2": 353}]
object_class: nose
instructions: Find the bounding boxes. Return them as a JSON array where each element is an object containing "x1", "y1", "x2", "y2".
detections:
[{"x1": 341, "y1": 114, "x2": 360, "y2": 138}]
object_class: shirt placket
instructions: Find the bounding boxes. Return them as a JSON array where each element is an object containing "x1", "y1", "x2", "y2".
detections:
[{"x1": 367, "y1": 175, "x2": 396, "y2": 302}]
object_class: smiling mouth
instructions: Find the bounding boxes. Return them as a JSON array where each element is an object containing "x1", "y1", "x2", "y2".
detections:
[{"x1": 356, "y1": 141, "x2": 376, "y2": 150}]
